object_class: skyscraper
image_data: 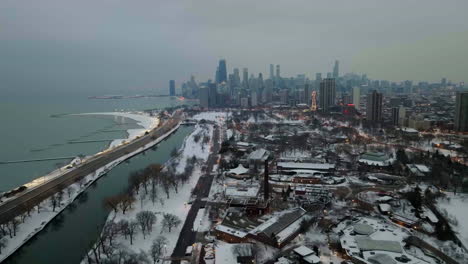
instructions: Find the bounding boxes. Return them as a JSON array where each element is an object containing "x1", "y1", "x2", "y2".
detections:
[
  {"x1": 242, "y1": 68, "x2": 249, "y2": 88},
  {"x1": 455, "y1": 91, "x2": 468, "y2": 132},
  {"x1": 304, "y1": 83, "x2": 311, "y2": 106},
  {"x1": 269, "y1": 64, "x2": 274, "y2": 80},
  {"x1": 217, "y1": 59, "x2": 227, "y2": 84},
  {"x1": 333, "y1": 60, "x2": 339, "y2": 79},
  {"x1": 315, "y1": 73, "x2": 322, "y2": 89},
  {"x1": 366, "y1": 90, "x2": 383, "y2": 123},
  {"x1": 233, "y1": 68, "x2": 240, "y2": 87},
  {"x1": 352, "y1": 86, "x2": 360, "y2": 110},
  {"x1": 208, "y1": 83, "x2": 218, "y2": 107},
  {"x1": 276, "y1": 65, "x2": 280, "y2": 79},
  {"x1": 169, "y1": 80, "x2": 175, "y2": 96},
  {"x1": 319, "y1": 78, "x2": 336, "y2": 112}
]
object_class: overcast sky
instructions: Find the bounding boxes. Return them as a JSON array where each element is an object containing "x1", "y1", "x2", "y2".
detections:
[{"x1": 1, "y1": 0, "x2": 468, "y2": 95}]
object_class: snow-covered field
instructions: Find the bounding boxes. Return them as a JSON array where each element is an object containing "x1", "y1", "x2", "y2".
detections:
[
  {"x1": 0, "y1": 122, "x2": 179, "y2": 263},
  {"x1": 74, "y1": 112, "x2": 159, "y2": 148},
  {"x1": 83, "y1": 123, "x2": 214, "y2": 263}
]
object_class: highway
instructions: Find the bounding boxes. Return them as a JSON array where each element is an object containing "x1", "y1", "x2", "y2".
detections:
[{"x1": 0, "y1": 111, "x2": 183, "y2": 225}]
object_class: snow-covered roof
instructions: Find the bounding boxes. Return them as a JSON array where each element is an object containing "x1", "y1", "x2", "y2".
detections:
[
  {"x1": 277, "y1": 162, "x2": 335, "y2": 171},
  {"x1": 225, "y1": 186, "x2": 259, "y2": 198},
  {"x1": 415, "y1": 164, "x2": 430, "y2": 173},
  {"x1": 250, "y1": 208, "x2": 306, "y2": 238},
  {"x1": 303, "y1": 254, "x2": 320, "y2": 264},
  {"x1": 353, "y1": 223, "x2": 375, "y2": 235},
  {"x1": 274, "y1": 257, "x2": 293, "y2": 264},
  {"x1": 215, "y1": 243, "x2": 252, "y2": 264},
  {"x1": 228, "y1": 164, "x2": 249, "y2": 175},
  {"x1": 378, "y1": 203, "x2": 392, "y2": 212},
  {"x1": 248, "y1": 148, "x2": 269, "y2": 161},
  {"x1": 236, "y1": 142, "x2": 251, "y2": 147},
  {"x1": 367, "y1": 253, "x2": 397, "y2": 264},
  {"x1": 276, "y1": 215, "x2": 309, "y2": 243},
  {"x1": 355, "y1": 237, "x2": 403, "y2": 253},
  {"x1": 215, "y1": 225, "x2": 248, "y2": 238},
  {"x1": 377, "y1": 196, "x2": 393, "y2": 202},
  {"x1": 293, "y1": 246, "x2": 314, "y2": 257},
  {"x1": 401, "y1": 127, "x2": 419, "y2": 133}
]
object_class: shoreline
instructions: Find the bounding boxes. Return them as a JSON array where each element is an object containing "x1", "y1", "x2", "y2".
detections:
[
  {"x1": 72, "y1": 112, "x2": 159, "y2": 149},
  {"x1": 0, "y1": 120, "x2": 181, "y2": 263}
]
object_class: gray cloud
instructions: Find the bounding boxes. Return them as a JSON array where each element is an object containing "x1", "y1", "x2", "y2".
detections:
[{"x1": 1, "y1": 0, "x2": 468, "y2": 95}]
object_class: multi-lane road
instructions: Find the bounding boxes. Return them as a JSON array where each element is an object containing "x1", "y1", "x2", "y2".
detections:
[{"x1": 0, "y1": 111, "x2": 183, "y2": 224}]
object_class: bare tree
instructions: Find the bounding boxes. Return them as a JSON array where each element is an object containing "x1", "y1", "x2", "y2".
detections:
[
  {"x1": 66, "y1": 186, "x2": 74, "y2": 199},
  {"x1": 104, "y1": 195, "x2": 122, "y2": 213},
  {"x1": 0, "y1": 234, "x2": 7, "y2": 254},
  {"x1": 117, "y1": 219, "x2": 129, "y2": 239},
  {"x1": 50, "y1": 195, "x2": 58, "y2": 212},
  {"x1": 161, "y1": 173, "x2": 171, "y2": 199},
  {"x1": 136, "y1": 211, "x2": 157, "y2": 239},
  {"x1": 150, "y1": 236, "x2": 168, "y2": 264},
  {"x1": 150, "y1": 182, "x2": 158, "y2": 206},
  {"x1": 127, "y1": 220, "x2": 138, "y2": 245},
  {"x1": 118, "y1": 194, "x2": 135, "y2": 215},
  {"x1": 161, "y1": 213, "x2": 182, "y2": 233}
]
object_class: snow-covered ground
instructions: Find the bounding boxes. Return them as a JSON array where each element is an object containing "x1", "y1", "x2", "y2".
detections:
[
  {"x1": 74, "y1": 112, "x2": 159, "y2": 148},
  {"x1": 437, "y1": 193, "x2": 468, "y2": 249},
  {"x1": 82, "y1": 123, "x2": 214, "y2": 263},
  {"x1": 192, "y1": 111, "x2": 231, "y2": 123},
  {"x1": 0, "y1": 121, "x2": 179, "y2": 263},
  {"x1": 193, "y1": 209, "x2": 211, "y2": 232}
]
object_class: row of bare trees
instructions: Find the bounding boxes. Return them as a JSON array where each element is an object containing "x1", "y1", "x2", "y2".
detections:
[{"x1": 86, "y1": 210, "x2": 181, "y2": 264}]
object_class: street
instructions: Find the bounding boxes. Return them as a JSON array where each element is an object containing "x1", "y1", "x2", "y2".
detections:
[{"x1": 171, "y1": 125, "x2": 220, "y2": 263}]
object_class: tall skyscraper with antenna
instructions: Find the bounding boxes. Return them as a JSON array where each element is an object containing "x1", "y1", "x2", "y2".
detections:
[{"x1": 333, "y1": 60, "x2": 339, "y2": 79}]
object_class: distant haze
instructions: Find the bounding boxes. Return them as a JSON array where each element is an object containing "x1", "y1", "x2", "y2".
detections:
[{"x1": 1, "y1": 0, "x2": 468, "y2": 96}]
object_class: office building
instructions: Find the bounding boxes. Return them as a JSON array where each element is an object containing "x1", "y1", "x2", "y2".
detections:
[
  {"x1": 169, "y1": 80, "x2": 175, "y2": 96},
  {"x1": 366, "y1": 90, "x2": 383, "y2": 123},
  {"x1": 455, "y1": 91, "x2": 468, "y2": 132},
  {"x1": 276, "y1": 65, "x2": 281, "y2": 79},
  {"x1": 319, "y1": 78, "x2": 336, "y2": 112}
]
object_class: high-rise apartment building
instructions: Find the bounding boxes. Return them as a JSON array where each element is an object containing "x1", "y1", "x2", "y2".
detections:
[
  {"x1": 366, "y1": 90, "x2": 383, "y2": 123},
  {"x1": 455, "y1": 91, "x2": 468, "y2": 132},
  {"x1": 319, "y1": 78, "x2": 336, "y2": 112}
]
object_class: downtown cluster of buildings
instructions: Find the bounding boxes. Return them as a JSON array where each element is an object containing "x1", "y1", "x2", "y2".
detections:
[{"x1": 172, "y1": 59, "x2": 468, "y2": 132}]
